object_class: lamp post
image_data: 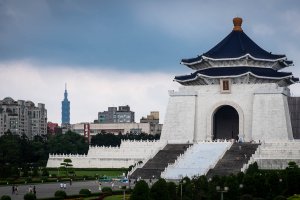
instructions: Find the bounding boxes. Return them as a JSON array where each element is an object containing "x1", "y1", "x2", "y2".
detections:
[
  {"x1": 239, "y1": 184, "x2": 243, "y2": 198},
  {"x1": 29, "y1": 167, "x2": 33, "y2": 177},
  {"x1": 180, "y1": 179, "x2": 186, "y2": 200},
  {"x1": 119, "y1": 186, "x2": 126, "y2": 200},
  {"x1": 216, "y1": 186, "x2": 229, "y2": 200},
  {"x1": 18, "y1": 167, "x2": 22, "y2": 177},
  {"x1": 38, "y1": 167, "x2": 42, "y2": 176}
]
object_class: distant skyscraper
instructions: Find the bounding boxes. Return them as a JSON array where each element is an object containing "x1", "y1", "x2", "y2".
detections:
[{"x1": 61, "y1": 84, "x2": 70, "y2": 125}]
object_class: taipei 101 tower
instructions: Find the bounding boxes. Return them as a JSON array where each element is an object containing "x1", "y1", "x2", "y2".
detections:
[{"x1": 61, "y1": 83, "x2": 70, "y2": 125}]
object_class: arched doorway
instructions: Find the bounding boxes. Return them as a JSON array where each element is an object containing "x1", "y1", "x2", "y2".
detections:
[{"x1": 213, "y1": 105, "x2": 239, "y2": 140}]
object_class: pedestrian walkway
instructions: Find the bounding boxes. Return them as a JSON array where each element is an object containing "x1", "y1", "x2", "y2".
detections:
[{"x1": 0, "y1": 180, "x2": 130, "y2": 200}]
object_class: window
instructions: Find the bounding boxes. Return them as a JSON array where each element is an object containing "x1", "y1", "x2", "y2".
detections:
[{"x1": 220, "y1": 79, "x2": 231, "y2": 93}]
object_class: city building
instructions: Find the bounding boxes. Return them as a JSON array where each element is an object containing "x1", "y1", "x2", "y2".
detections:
[
  {"x1": 61, "y1": 84, "x2": 70, "y2": 126},
  {"x1": 0, "y1": 97, "x2": 47, "y2": 139},
  {"x1": 48, "y1": 18, "x2": 300, "y2": 178},
  {"x1": 47, "y1": 122, "x2": 60, "y2": 135},
  {"x1": 71, "y1": 121, "x2": 162, "y2": 136},
  {"x1": 140, "y1": 111, "x2": 159, "y2": 124},
  {"x1": 98, "y1": 105, "x2": 134, "y2": 123}
]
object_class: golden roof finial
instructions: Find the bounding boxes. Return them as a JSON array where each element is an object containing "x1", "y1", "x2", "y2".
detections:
[{"x1": 233, "y1": 17, "x2": 243, "y2": 31}]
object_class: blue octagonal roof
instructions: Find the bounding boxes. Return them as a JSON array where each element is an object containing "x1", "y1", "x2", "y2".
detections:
[{"x1": 181, "y1": 18, "x2": 289, "y2": 65}]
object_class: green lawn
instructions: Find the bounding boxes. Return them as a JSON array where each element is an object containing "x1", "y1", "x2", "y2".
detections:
[
  {"x1": 103, "y1": 194, "x2": 130, "y2": 200},
  {"x1": 288, "y1": 195, "x2": 300, "y2": 200},
  {"x1": 48, "y1": 169, "x2": 125, "y2": 177}
]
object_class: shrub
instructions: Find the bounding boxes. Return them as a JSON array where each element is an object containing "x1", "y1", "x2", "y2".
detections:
[
  {"x1": 0, "y1": 196, "x2": 11, "y2": 200},
  {"x1": 241, "y1": 194, "x2": 253, "y2": 200},
  {"x1": 130, "y1": 180, "x2": 150, "y2": 200},
  {"x1": 54, "y1": 190, "x2": 67, "y2": 198},
  {"x1": 150, "y1": 178, "x2": 169, "y2": 200},
  {"x1": 79, "y1": 188, "x2": 91, "y2": 196},
  {"x1": 42, "y1": 168, "x2": 49, "y2": 176},
  {"x1": 24, "y1": 193, "x2": 36, "y2": 200},
  {"x1": 101, "y1": 187, "x2": 113, "y2": 195},
  {"x1": 274, "y1": 196, "x2": 287, "y2": 200}
]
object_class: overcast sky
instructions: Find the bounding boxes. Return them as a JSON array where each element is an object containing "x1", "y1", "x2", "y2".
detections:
[{"x1": 1, "y1": 0, "x2": 300, "y2": 124}]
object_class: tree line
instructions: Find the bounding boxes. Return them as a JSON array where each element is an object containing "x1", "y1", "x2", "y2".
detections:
[
  {"x1": 130, "y1": 162, "x2": 300, "y2": 200},
  {"x1": 90, "y1": 132, "x2": 160, "y2": 147}
]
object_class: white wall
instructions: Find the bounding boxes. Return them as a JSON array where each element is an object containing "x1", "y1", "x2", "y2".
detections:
[
  {"x1": 47, "y1": 140, "x2": 167, "y2": 168},
  {"x1": 160, "y1": 90, "x2": 196, "y2": 143},
  {"x1": 161, "y1": 83, "x2": 292, "y2": 143}
]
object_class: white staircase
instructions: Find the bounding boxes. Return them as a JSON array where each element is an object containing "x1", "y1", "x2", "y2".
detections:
[{"x1": 161, "y1": 141, "x2": 232, "y2": 179}]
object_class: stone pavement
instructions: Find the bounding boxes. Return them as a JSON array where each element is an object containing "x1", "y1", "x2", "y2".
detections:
[{"x1": 0, "y1": 180, "x2": 131, "y2": 200}]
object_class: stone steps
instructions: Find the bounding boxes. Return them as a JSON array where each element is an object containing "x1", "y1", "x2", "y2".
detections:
[
  {"x1": 129, "y1": 144, "x2": 191, "y2": 179},
  {"x1": 206, "y1": 142, "x2": 260, "y2": 178}
]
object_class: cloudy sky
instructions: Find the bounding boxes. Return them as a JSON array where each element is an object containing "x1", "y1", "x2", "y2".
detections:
[{"x1": 1, "y1": 0, "x2": 300, "y2": 124}]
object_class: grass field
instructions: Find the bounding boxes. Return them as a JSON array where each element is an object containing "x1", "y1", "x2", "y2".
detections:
[
  {"x1": 103, "y1": 194, "x2": 130, "y2": 200},
  {"x1": 48, "y1": 169, "x2": 126, "y2": 177},
  {"x1": 288, "y1": 195, "x2": 300, "y2": 200}
]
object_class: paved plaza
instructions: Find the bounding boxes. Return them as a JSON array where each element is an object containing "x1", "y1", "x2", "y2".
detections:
[{"x1": 0, "y1": 180, "x2": 131, "y2": 200}]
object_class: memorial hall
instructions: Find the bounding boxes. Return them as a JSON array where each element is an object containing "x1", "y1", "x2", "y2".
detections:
[{"x1": 48, "y1": 18, "x2": 300, "y2": 179}]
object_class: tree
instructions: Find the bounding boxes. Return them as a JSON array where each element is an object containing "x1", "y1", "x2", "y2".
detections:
[
  {"x1": 130, "y1": 180, "x2": 150, "y2": 200},
  {"x1": 240, "y1": 194, "x2": 253, "y2": 200},
  {"x1": 286, "y1": 162, "x2": 300, "y2": 195},
  {"x1": 23, "y1": 193, "x2": 36, "y2": 200},
  {"x1": 246, "y1": 162, "x2": 259, "y2": 175},
  {"x1": 54, "y1": 190, "x2": 67, "y2": 198},
  {"x1": 167, "y1": 181, "x2": 177, "y2": 200},
  {"x1": 192, "y1": 175, "x2": 209, "y2": 200},
  {"x1": 150, "y1": 178, "x2": 170, "y2": 200},
  {"x1": 0, "y1": 196, "x2": 11, "y2": 200},
  {"x1": 90, "y1": 133, "x2": 121, "y2": 147},
  {"x1": 60, "y1": 158, "x2": 73, "y2": 176},
  {"x1": 79, "y1": 189, "x2": 91, "y2": 196},
  {"x1": 47, "y1": 131, "x2": 89, "y2": 154},
  {"x1": 273, "y1": 196, "x2": 287, "y2": 200}
]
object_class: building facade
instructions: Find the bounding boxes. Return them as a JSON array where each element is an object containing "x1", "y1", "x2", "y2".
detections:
[
  {"x1": 0, "y1": 97, "x2": 47, "y2": 139},
  {"x1": 61, "y1": 85, "x2": 70, "y2": 126},
  {"x1": 140, "y1": 111, "x2": 160, "y2": 124},
  {"x1": 72, "y1": 122, "x2": 162, "y2": 136},
  {"x1": 98, "y1": 105, "x2": 135, "y2": 123},
  {"x1": 161, "y1": 17, "x2": 299, "y2": 143}
]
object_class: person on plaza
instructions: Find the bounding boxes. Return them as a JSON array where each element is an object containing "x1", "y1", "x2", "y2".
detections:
[
  {"x1": 15, "y1": 185, "x2": 18, "y2": 195},
  {"x1": 63, "y1": 183, "x2": 66, "y2": 189},
  {"x1": 99, "y1": 183, "x2": 102, "y2": 191},
  {"x1": 28, "y1": 185, "x2": 33, "y2": 193},
  {"x1": 12, "y1": 185, "x2": 15, "y2": 194},
  {"x1": 33, "y1": 186, "x2": 36, "y2": 197},
  {"x1": 69, "y1": 179, "x2": 72, "y2": 185},
  {"x1": 60, "y1": 182, "x2": 63, "y2": 189}
]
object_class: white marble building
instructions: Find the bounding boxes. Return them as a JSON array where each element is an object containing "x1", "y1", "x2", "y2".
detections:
[
  {"x1": 161, "y1": 83, "x2": 293, "y2": 143},
  {"x1": 47, "y1": 18, "x2": 300, "y2": 173}
]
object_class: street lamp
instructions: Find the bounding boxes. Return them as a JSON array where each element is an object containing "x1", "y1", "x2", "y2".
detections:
[
  {"x1": 150, "y1": 175, "x2": 155, "y2": 186},
  {"x1": 18, "y1": 168, "x2": 22, "y2": 177},
  {"x1": 216, "y1": 186, "x2": 229, "y2": 200},
  {"x1": 180, "y1": 179, "x2": 186, "y2": 200},
  {"x1": 29, "y1": 167, "x2": 33, "y2": 177},
  {"x1": 119, "y1": 186, "x2": 126, "y2": 200},
  {"x1": 38, "y1": 167, "x2": 43, "y2": 176}
]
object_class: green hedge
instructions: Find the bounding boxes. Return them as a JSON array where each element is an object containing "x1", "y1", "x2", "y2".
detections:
[{"x1": 46, "y1": 168, "x2": 128, "y2": 171}]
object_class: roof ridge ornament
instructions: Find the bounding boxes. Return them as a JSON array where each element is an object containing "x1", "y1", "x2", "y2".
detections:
[{"x1": 233, "y1": 17, "x2": 243, "y2": 31}]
